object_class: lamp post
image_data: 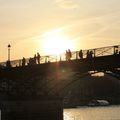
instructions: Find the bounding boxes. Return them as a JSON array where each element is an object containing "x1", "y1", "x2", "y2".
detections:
[{"x1": 8, "y1": 44, "x2": 11, "y2": 61}]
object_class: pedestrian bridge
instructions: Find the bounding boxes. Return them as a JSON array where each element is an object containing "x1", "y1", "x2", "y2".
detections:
[
  {"x1": 0, "y1": 45, "x2": 120, "y2": 96},
  {"x1": 0, "y1": 45, "x2": 120, "y2": 67},
  {"x1": 0, "y1": 45, "x2": 120, "y2": 120}
]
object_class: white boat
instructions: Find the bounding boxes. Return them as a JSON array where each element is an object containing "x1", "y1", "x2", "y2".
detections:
[{"x1": 88, "y1": 99, "x2": 109, "y2": 106}]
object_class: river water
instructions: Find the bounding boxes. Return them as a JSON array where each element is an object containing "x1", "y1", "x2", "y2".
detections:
[{"x1": 64, "y1": 105, "x2": 120, "y2": 120}]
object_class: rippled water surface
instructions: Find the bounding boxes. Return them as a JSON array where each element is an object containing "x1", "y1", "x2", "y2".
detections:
[{"x1": 64, "y1": 105, "x2": 120, "y2": 120}]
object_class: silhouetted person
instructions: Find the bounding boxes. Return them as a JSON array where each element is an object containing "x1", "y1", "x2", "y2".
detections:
[
  {"x1": 68, "y1": 49, "x2": 72, "y2": 60},
  {"x1": 22, "y1": 57, "x2": 26, "y2": 66},
  {"x1": 29, "y1": 57, "x2": 36, "y2": 65},
  {"x1": 89, "y1": 51, "x2": 93, "y2": 58},
  {"x1": 86, "y1": 50, "x2": 90, "y2": 58},
  {"x1": 37, "y1": 52, "x2": 41, "y2": 64},
  {"x1": 65, "y1": 49, "x2": 71, "y2": 61},
  {"x1": 114, "y1": 49, "x2": 118, "y2": 55},
  {"x1": 28, "y1": 57, "x2": 32, "y2": 65},
  {"x1": 79, "y1": 50, "x2": 83, "y2": 59},
  {"x1": 114, "y1": 46, "x2": 118, "y2": 55},
  {"x1": 6, "y1": 60, "x2": 11, "y2": 68}
]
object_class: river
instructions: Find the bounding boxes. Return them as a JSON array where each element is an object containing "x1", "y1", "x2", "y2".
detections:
[{"x1": 64, "y1": 105, "x2": 120, "y2": 120}]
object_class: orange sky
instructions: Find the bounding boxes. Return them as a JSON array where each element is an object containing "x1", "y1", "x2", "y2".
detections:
[{"x1": 0, "y1": 0, "x2": 120, "y2": 61}]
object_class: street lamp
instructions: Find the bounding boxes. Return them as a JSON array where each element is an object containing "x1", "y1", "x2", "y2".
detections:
[{"x1": 8, "y1": 44, "x2": 11, "y2": 61}]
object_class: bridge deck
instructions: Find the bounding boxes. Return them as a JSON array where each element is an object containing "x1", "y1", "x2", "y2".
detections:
[
  {"x1": 0, "y1": 45, "x2": 120, "y2": 68},
  {"x1": 0, "y1": 54, "x2": 120, "y2": 76}
]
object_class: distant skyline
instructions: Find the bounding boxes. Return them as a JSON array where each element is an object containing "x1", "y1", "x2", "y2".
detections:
[{"x1": 0, "y1": 0, "x2": 120, "y2": 61}]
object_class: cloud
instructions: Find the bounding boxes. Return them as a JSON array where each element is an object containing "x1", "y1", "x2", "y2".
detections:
[{"x1": 55, "y1": 0, "x2": 79, "y2": 9}]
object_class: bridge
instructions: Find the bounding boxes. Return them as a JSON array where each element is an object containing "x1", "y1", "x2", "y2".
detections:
[
  {"x1": 0, "y1": 44, "x2": 120, "y2": 67},
  {"x1": 0, "y1": 45, "x2": 120, "y2": 120}
]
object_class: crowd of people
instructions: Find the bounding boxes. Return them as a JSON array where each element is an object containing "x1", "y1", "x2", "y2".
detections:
[
  {"x1": 19, "y1": 47, "x2": 120, "y2": 67},
  {"x1": 21, "y1": 52, "x2": 41, "y2": 66},
  {"x1": 21, "y1": 49, "x2": 94, "y2": 66},
  {"x1": 65, "y1": 49, "x2": 94, "y2": 61},
  {"x1": 65, "y1": 49, "x2": 72, "y2": 61},
  {"x1": 79, "y1": 50, "x2": 94, "y2": 59}
]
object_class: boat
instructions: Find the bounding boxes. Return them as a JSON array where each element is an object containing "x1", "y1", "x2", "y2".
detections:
[{"x1": 88, "y1": 99, "x2": 109, "y2": 106}]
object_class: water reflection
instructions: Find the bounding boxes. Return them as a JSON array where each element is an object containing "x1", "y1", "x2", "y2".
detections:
[{"x1": 64, "y1": 106, "x2": 120, "y2": 120}]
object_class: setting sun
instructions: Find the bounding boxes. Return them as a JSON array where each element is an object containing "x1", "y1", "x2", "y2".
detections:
[{"x1": 41, "y1": 29, "x2": 74, "y2": 55}]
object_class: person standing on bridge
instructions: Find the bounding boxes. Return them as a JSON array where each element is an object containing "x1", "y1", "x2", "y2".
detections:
[
  {"x1": 37, "y1": 52, "x2": 41, "y2": 64},
  {"x1": 79, "y1": 50, "x2": 83, "y2": 59},
  {"x1": 65, "y1": 49, "x2": 72, "y2": 61},
  {"x1": 86, "y1": 50, "x2": 93, "y2": 59},
  {"x1": 89, "y1": 51, "x2": 93, "y2": 58},
  {"x1": 68, "y1": 49, "x2": 72, "y2": 61},
  {"x1": 86, "y1": 50, "x2": 90, "y2": 58},
  {"x1": 22, "y1": 57, "x2": 26, "y2": 66},
  {"x1": 114, "y1": 49, "x2": 118, "y2": 55}
]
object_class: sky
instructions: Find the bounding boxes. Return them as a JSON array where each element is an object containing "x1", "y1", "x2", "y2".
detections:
[{"x1": 0, "y1": 0, "x2": 120, "y2": 61}]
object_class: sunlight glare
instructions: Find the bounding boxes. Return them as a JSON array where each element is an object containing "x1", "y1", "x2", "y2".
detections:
[{"x1": 42, "y1": 29, "x2": 74, "y2": 55}]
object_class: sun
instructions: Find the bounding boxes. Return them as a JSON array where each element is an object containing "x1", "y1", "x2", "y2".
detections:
[{"x1": 42, "y1": 28, "x2": 74, "y2": 55}]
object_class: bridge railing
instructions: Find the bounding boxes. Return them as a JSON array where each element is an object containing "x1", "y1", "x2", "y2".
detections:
[
  {"x1": 92, "y1": 45, "x2": 120, "y2": 57},
  {"x1": 0, "y1": 45, "x2": 120, "y2": 67}
]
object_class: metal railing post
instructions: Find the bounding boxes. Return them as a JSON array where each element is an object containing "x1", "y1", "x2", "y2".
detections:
[{"x1": 93, "y1": 49, "x2": 96, "y2": 57}]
